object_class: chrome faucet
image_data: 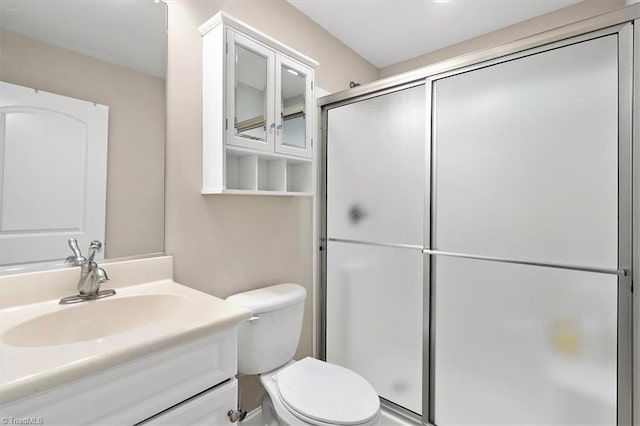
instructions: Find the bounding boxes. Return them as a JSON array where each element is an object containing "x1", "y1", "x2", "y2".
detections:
[{"x1": 60, "y1": 238, "x2": 116, "y2": 304}]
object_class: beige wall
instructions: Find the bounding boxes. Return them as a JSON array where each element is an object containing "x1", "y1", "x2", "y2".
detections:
[
  {"x1": 379, "y1": 0, "x2": 627, "y2": 78},
  {"x1": 164, "y1": 0, "x2": 377, "y2": 412},
  {"x1": 0, "y1": 30, "x2": 165, "y2": 259}
]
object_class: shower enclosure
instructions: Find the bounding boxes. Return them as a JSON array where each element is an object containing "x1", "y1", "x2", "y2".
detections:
[{"x1": 320, "y1": 10, "x2": 637, "y2": 426}]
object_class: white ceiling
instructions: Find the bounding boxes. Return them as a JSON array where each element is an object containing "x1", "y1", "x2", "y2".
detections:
[
  {"x1": 0, "y1": 0, "x2": 166, "y2": 78},
  {"x1": 287, "y1": 0, "x2": 581, "y2": 69}
]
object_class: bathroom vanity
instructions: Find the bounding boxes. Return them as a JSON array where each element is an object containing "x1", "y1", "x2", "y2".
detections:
[{"x1": 0, "y1": 256, "x2": 251, "y2": 425}]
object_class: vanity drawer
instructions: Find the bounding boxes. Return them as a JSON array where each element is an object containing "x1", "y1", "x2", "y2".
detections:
[
  {"x1": 139, "y1": 379, "x2": 237, "y2": 425},
  {"x1": 2, "y1": 328, "x2": 238, "y2": 425}
]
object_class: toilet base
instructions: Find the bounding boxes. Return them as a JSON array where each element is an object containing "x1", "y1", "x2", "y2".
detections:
[
  {"x1": 260, "y1": 392, "x2": 280, "y2": 426},
  {"x1": 259, "y1": 361, "x2": 381, "y2": 426}
]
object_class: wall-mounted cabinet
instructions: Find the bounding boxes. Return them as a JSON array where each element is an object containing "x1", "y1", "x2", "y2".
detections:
[{"x1": 200, "y1": 12, "x2": 317, "y2": 196}]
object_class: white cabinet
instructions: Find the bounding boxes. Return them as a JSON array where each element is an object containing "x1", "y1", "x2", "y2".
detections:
[
  {"x1": 200, "y1": 12, "x2": 317, "y2": 196},
  {"x1": 1, "y1": 329, "x2": 240, "y2": 425},
  {"x1": 141, "y1": 379, "x2": 238, "y2": 425}
]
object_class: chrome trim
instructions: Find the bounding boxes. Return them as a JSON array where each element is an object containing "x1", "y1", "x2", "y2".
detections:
[
  {"x1": 320, "y1": 81, "x2": 425, "y2": 113},
  {"x1": 318, "y1": 106, "x2": 329, "y2": 361},
  {"x1": 327, "y1": 238, "x2": 423, "y2": 251},
  {"x1": 380, "y1": 397, "x2": 422, "y2": 425},
  {"x1": 59, "y1": 289, "x2": 116, "y2": 305},
  {"x1": 318, "y1": 4, "x2": 639, "y2": 108},
  {"x1": 423, "y1": 25, "x2": 630, "y2": 86},
  {"x1": 632, "y1": 18, "x2": 640, "y2": 426},
  {"x1": 423, "y1": 79, "x2": 434, "y2": 425},
  {"x1": 422, "y1": 249, "x2": 627, "y2": 276},
  {"x1": 616, "y1": 21, "x2": 634, "y2": 426}
]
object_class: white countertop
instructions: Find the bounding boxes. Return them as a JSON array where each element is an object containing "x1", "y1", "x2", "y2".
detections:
[{"x1": 0, "y1": 257, "x2": 251, "y2": 405}]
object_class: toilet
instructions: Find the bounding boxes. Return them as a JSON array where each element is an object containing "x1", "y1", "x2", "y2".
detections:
[{"x1": 226, "y1": 283, "x2": 381, "y2": 426}]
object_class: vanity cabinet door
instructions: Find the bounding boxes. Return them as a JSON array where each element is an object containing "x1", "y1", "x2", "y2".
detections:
[
  {"x1": 274, "y1": 55, "x2": 313, "y2": 158},
  {"x1": 226, "y1": 30, "x2": 275, "y2": 152},
  {"x1": 140, "y1": 379, "x2": 238, "y2": 425}
]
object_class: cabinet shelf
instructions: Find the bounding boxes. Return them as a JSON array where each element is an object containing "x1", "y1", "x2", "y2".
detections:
[
  {"x1": 220, "y1": 150, "x2": 312, "y2": 195},
  {"x1": 226, "y1": 145, "x2": 312, "y2": 163},
  {"x1": 202, "y1": 189, "x2": 314, "y2": 197}
]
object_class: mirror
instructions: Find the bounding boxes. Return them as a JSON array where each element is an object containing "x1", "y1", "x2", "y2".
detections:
[
  {"x1": 0, "y1": 0, "x2": 167, "y2": 271},
  {"x1": 234, "y1": 43, "x2": 268, "y2": 141},
  {"x1": 280, "y1": 64, "x2": 307, "y2": 149}
]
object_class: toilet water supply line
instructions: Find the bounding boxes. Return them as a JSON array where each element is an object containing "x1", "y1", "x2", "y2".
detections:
[{"x1": 228, "y1": 373, "x2": 248, "y2": 422}]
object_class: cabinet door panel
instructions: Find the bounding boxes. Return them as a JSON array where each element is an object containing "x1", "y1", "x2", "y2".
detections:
[
  {"x1": 275, "y1": 55, "x2": 313, "y2": 158},
  {"x1": 141, "y1": 380, "x2": 238, "y2": 425},
  {"x1": 226, "y1": 30, "x2": 274, "y2": 152}
]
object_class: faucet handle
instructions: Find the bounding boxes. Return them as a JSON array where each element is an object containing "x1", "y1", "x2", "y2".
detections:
[
  {"x1": 68, "y1": 238, "x2": 82, "y2": 257},
  {"x1": 87, "y1": 240, "x2": 103, "y2": 263},
  {"x1": 65, "y1": 238, "x2": 86, "y2": 265}
]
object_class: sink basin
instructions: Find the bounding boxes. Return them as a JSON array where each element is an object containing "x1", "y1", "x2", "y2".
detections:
[
  {"x1": 3, "y1": 294, "x2": 188, "y2": 347},
  {"x1": 0, "y1": 257, "x2": 253, "y2": 407}
]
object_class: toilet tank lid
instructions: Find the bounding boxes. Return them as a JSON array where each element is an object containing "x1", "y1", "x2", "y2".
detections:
[{"x1": 226, "y1": 283, "x2": 306, "y2": 314}]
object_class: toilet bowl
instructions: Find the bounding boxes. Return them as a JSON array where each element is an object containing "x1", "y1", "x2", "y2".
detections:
[
  {"x1": 260, "y1": 358, "x2": 380, "y2": 426},
  {"x1": 226, "y1": 284, "x2": 380, "y2": 426}
]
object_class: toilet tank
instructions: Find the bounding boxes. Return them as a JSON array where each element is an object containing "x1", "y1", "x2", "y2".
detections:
[{"x1": 226, "y1": 283, "x2": 306, "y2": 375}]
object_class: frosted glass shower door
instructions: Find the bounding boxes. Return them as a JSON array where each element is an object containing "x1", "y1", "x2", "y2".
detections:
[
  {"x1": 326, "y1": 86, "x2": 425, "y2": 246},
  {"x1": 325, "y1": 86, "x2": 425, "y2": 414},
  {"x1": 433, "y1": 35, "x2": 618, "y2": 267},
  {"x1": 326, "y1": 242, "x2": 423, "y2": 413},
  {"x1": 434, "y1": 257, "x2": 618, "y2": 425},
  {"x1": 430, "y1": 33, "x2": 624, "y2": 425}
]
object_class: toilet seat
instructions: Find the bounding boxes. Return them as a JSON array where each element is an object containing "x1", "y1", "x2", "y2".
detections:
[{"x1": 275, "y1": 357, "x2": 380, "y2": 426}]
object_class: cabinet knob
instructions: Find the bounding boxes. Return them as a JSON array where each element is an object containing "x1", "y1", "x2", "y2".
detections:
[
  {"x1": 270, "y1": 123, "x2": 276, "y2": 130},
  {"x1": 276, "y1": 124, "x2": 282, "y2": 130}
]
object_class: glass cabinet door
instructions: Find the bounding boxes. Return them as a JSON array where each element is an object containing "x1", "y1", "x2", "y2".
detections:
[
  {"x1": 274, "y1": 55, "x2": 313, "y2": 158},
  {"x1": 226, "y1": 30, "x2": 274, "y2": 152}
]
